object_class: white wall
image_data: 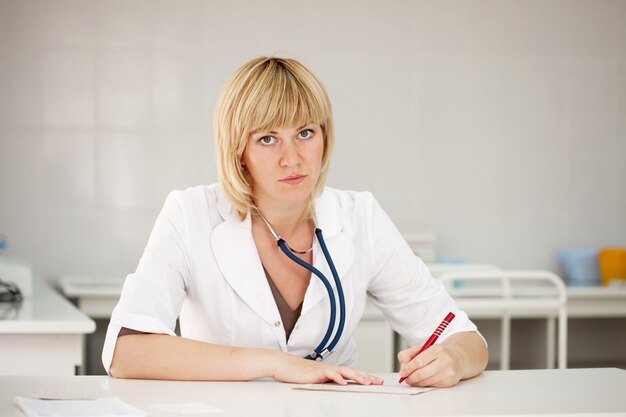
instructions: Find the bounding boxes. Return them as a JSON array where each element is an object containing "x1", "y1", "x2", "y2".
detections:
[{"x1": 0, "y1": 0, "x2": 625, "y2": 282}]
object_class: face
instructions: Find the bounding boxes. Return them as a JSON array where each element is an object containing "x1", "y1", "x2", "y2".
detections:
[{"x1": 242, "y1": 123, "x2": 324, "y2": 208}]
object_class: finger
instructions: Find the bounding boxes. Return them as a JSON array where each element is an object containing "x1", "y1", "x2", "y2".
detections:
[
  {"x1": 326, "y1": 369, "x2": 348, "y2": 385},
  {"x1": 417, "y1": 371, "x2": 453, "y2": 388},
  {"x1": 416, "y1": 355, "x2": 459, "y2": 388},
  {"x1": 399, "y1": 345, "x2": 441, "y2": 378},
  {"x1": 367, "y1": 374, "x2": 385, "y2": 385},
  {"x1": 413, "y1": 362, "x2": 457, "y2": 388},
  {"x1": 337, "y1": 366, "x2": 372, "y2": 385},
  {"x1": 397, "y1": 345, "x2": 420, "y2": 366},
  {"x1": 407, "y1": 351, "x2": 458, "y2": 388},
  {"x1": 405, "y1": 357, "x2": 441, "y2": 386}
]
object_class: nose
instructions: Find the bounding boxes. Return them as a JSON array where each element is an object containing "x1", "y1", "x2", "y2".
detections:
[{"x1": 279, "y1": 139, "x2": 302, "y2": 168}]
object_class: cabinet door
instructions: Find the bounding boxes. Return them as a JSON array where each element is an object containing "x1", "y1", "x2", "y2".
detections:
[{"x1": 351, "y1": 300, "x2": 394, "y2": 373}]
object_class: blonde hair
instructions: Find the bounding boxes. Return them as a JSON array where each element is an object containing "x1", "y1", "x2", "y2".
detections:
[{"x1": 214, "y1": 57, "x2": 335, "y2": 221}]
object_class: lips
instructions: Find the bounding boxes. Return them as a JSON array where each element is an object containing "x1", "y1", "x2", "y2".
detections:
[{"x1": 279, "y1": 175, "x2": 306, "y2": 184}]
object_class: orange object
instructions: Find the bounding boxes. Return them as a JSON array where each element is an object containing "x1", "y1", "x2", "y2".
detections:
[{"x1": 598, "y1": 248, "x2": 626, "y2": 286}]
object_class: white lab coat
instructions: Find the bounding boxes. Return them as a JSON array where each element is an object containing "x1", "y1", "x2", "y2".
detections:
[{"x1": 102, "y1": 184, "x2": 480, "y2": 373}]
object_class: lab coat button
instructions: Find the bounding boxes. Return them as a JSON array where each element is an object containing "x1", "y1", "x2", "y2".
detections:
[{"x1": 274, "y1": 321, "x2": 281, "y2": 327}]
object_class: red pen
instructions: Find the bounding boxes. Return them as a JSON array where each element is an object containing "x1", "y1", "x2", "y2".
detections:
[{"x1": 398, "y1": 312, "x2": 456, "y2": 384}]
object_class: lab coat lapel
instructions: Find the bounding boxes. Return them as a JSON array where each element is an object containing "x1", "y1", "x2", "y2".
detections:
[
  {"x1": 301, "y1": 189, "x2": 355, "y2": 315},
  {"x1": 210, "y1": 193, "x2": 277, "y2": 326}
]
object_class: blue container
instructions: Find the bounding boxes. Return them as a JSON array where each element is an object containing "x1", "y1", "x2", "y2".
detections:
[{"x1": 557, "y1": 249, "x2": 600, "y2": 286}]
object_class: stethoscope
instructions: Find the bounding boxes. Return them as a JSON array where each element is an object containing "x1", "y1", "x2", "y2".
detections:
[{"x1": 257, "y1": 211, "x2": 346, "y2": 361}]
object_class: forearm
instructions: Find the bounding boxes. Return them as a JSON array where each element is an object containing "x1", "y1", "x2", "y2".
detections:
[
  {"x1": 110, "y1": 333, "x2": 281, "y2": 381},
  {"x1": 442, "y1": 331, "x2": 489, "y2": 380}
]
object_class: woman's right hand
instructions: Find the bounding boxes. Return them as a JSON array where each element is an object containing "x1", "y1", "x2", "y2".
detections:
[{"x1": 270, "y1": 351, "x2": 384, "y2": 386}]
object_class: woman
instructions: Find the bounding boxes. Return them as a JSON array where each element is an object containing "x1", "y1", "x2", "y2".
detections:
[{"x1": 103, "y1": 57, "x2": 488, "y2": 387}]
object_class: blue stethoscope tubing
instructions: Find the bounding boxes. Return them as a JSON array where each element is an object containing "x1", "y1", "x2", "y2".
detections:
[{"x1": 276, "y1": 228, "x2": 346, "y2": 361}]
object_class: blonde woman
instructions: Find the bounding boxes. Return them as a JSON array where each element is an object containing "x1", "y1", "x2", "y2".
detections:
[{"x1": 103, "y1": 57, "x2": 488, "y2": 387}]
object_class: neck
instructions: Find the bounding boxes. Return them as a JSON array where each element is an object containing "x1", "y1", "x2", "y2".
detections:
[{"x1": 252, "y1": 198, "x2": 310, "y2": 237}]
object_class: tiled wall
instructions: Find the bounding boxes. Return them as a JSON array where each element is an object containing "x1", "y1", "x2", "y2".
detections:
[{"x1": 0, "y1": 0, "x2": 625, "y2": 282}]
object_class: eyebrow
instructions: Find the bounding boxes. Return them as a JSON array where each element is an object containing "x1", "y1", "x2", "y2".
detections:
[{"x1": 265, "y1": 124, "x2": 310, "y2": 135}]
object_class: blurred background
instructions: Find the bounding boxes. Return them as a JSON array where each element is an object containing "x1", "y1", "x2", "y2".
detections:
[{"x1": 0, "y1": 0, "x2": 625, "y2": 374}]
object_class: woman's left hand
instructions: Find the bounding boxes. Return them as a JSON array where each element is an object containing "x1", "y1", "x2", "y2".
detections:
[{"x1": 397, "y1": 344, "x2": 463, "y2": 388}]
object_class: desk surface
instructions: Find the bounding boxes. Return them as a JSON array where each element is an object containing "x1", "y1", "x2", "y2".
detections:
[{"x1": 1, "y1": 368, "x2": 625, "y2": 417}]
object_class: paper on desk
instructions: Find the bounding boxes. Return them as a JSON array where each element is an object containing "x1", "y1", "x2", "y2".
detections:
[
  {"x1": 293, "y1": 382, "x2": 437, "y2": 395},
  {"x1": 35, "y1": 387, "x2": 109, "y2": 400},
  {"x1": 151, "y1": 402, "x2": 224, "y2": 414},
  {"x1": 15, "y1": 396, "x2": 146, "y2": 417}
]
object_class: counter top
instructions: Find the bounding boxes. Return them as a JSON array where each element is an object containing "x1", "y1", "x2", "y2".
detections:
[{"x1": 0, "y1": 281, "x2": 95, "y2": 334}]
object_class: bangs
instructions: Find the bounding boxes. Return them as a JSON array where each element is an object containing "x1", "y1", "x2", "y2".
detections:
[{"x1": 238, "y1": 60, "x2": 329, "y2": 135}]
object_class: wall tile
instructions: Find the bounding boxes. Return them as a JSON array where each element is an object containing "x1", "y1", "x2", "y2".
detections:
[
  {"x1": 0, "y1": 130, "x2": 40, "y2": 210},
  {"x1": 517, "y1": 59, "x2": 568, "y2": 137},
  {"x1": 43, "y1": 0, "x2": 97, "y2": 47},
  {"x1": 98, "y1": 51, "x2": 151, "y2": 128},
  {"x1": 517, "y1": 0, "x2": 568, "y2": 58},
  {"x1": 0, "y1": 0, "x2": 44, "y2": 46},
  {"x1": 153, "y1": 51, "x2": 208, "y2": 130},
  {"x1": 40, "y1": 131, "x2": 96, "y2": 208},
  {"x1": 0, "y1": 211, "x2": 39, "y2": 265},
  {"x1": 612, "y1": 0, "x2": 626, "y2": 59},
  {"x1": 566, "y1": 0, "x2": 612, "y2": 58},
  {"x1": 97, "y1": 132, "x2": 152, "y2": 210},
  {"x1": 517, "y1": 210, "x2": 569, "y2": 271},
  {"x1": 411, "y1": 1, "x2": 471, "y2": 58},
  {"x1": 467, "y1": 0, "x2": 522, "y2": 58},
  {"x1": 97, "y1": 0, "x2": 153, "y2": 49},
  {"x1": 36, "y1": 210, "x2": 156, "y2": 279},
  {"x1": 463, "y1": 57, "x2": 522, "y2": 133},
  {"x1": 153, "y1": 0, "x2": 208, "y2": 50},
  {"x1": 150, "y1": 131, "x2": 215, "y2": 206},
  {"x1": 43, "y1": 49, "x2": 95, "y2": 128},
  {"x1": 566, "y1": 58, "x2": 612, "y2": 140},
  {"x1": 0, "y1": 48, "x2": 42, "y2": 128}
]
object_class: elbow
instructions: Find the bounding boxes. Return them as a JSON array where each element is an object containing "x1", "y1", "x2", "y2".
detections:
[
  {"x1": 108, "y1": 350, "x2": 129, "y2": 379},
  {"x1": 108, "y1": 336, "x2": 138, "y2": 379},
  {"x1": 480, "y1": 342, "x2": 489, "y2": 372}
]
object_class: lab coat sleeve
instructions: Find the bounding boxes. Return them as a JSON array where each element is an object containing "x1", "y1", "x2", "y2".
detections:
[
  {"x1": 102, "y1": 190, "x2": 189, "y2": 374},
  {"x1": 361, "y1": 192, "x2": 483, "y2": 348}
]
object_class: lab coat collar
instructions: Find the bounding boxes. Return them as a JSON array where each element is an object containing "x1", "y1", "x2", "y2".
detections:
[
  {"x1": 211, "y1": 186, "x2": 353, "y2": 330},
  {"x1": 215, "y1": 186, "x2": 342, "y2": 238}
]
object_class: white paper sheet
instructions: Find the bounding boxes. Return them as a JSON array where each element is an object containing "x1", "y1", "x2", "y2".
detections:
[
  {"x1": 35, "y1": 387, "x2": 109, "y2": 400},
  {"x1": 15, "y1": 396, "x2": 146, "y2": 417},
  {"x1": 293, "y1": 382, "x2": 437, "y2": 395}
]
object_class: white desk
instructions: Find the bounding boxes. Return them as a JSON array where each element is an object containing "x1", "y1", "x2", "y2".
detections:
[
  {"x1": 1, "y1": 368, "x2": 625, "y2": 416},
  {"x1": 0, "y1": 282, "x2": 95, "y2": 375}
]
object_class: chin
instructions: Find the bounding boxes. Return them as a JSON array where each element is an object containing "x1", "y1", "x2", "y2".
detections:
[{"x1": 273, "y1": 187, "x2": 313, "y2": 204}]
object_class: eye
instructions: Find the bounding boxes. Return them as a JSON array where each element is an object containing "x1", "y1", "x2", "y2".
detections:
[
  {"x1": 298, "y1": 129, "x2": 314, "y2": 139},
  {"x1": 258, "y1": 136, "x2": 277, "y2": 145}
]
